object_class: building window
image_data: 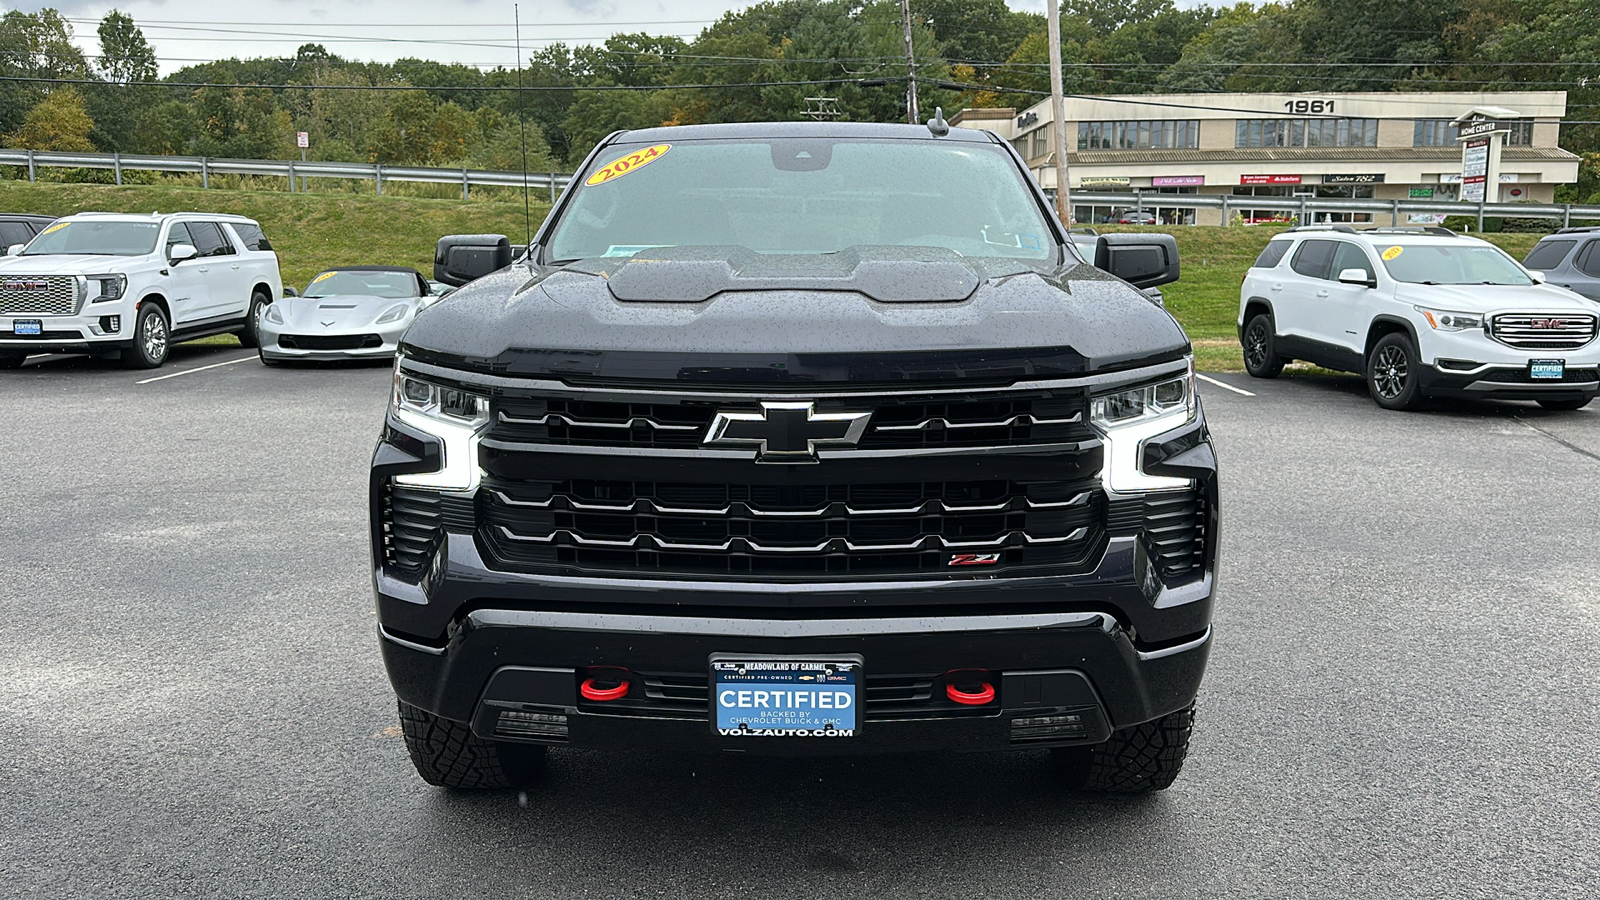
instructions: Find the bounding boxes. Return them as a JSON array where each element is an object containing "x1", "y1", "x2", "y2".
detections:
[
  {"x1": 1077, "y1": 120, "x2": 1199, "y2": 150},
  {"x1": 1415, "y1": 118, "x2": 1535, "y2": 147},
  {"x1": 1236, "y1": 118, "x2": 1377, "y2": 148},
  {"x1": 1032, "y1": 128, "x2": 1049, "y2": 159}
]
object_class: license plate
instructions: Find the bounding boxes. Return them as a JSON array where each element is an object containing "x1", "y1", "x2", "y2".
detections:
[
  {"x1": 12, "y1": 319, "x2": 41, "y2": 335},
  {"x1": 711, "y1": 654, "x2": 861, "y2": 738},
  {"x1": 1529, "y1": 359, "x2": 1565, "y2": 380}
]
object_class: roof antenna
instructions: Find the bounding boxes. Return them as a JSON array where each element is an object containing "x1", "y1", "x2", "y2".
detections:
[
  {"x1": 515, "y1": 3, "x2": 531, "y2": 253},
  {"x1": 927, "y1": 106, "x2": 949, "y2": 137}
]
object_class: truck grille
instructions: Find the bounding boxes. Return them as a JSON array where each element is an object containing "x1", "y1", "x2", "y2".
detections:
[
  {"x1": 1489, "y1": 313, "x2": 1597, "y2": 350},
  {"x1": 480, "y1": 476, "x2": 1104, "y2": 579},
  {"x1": 491, "y1": 394, "x2": 1091, "y2": 451},
  {"x1": 0, "y1": 276, "x2": 80, "y2": 316},
  {"x1": 579, "y1": 671, "x2": 993, "y2": 721},
  {"x1": 1106, "y1": 488, "x2": 1208, "y2": 580}
]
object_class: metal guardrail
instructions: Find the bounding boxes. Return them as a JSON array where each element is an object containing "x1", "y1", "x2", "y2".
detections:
[
  {"x1": 0, "y1": 148, "x2": 573, "y2": 201},
  {"x1": 1068, "y1": 190, "x2": 1600, "y2": 230}
]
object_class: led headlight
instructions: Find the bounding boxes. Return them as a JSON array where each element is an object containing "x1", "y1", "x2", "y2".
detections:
[
  {"x1": 375, "y1": 303, "x2": 410, "y2": 325},
  {"x1": 390, "y1": 364, "x2": 491, "y2": 490},
  {"x1": 263, "y1": 303, "x2": 285, "y2": 325},
  {"x1": 1090, "y1": 362, "x2": 1197, "y2": 493},
  {"x1": 87, "y1": 274, "x2": 126, "y2": 303},
  {"x1": 1415, "y1": 306, "x2": 1483, "y2": 332}
]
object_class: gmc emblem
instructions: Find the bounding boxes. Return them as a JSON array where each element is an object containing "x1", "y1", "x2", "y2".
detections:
[
  {"x1": 1530, "y1": 318, "x2": 1568, "y2": 329},
  {"x1": 1, "y1": 280, "x2": 49, "y2": 292}
]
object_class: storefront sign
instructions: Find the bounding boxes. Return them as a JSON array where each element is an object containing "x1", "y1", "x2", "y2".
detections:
[
  {"x1": 1240, "y1": 174, "x2": 1301, "y2": 185},
  {"x1": 1408, "y1": 188, "x2": 1434, "y2": 198},
  {"x1": 1079, "y1": 176, "x2": 1131, "y2": 188},
  {"x1": 1152, "y1": 175, "x2": 1204, "y2": 187},
  {"x1": 1461, "y1": 138, "x2": 1489, "y2": 203},
  {"x1": 1458, "y1": 119, "x2": 1506, "y2": 139},
  {"x1": 1323, "y1": 174, "x2": 1384, "y2": 184}
]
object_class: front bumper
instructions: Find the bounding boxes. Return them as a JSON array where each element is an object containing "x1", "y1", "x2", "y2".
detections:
[
  {"x1": 1419, "y1": 360, "x2": 1600, "y2": 401},
  {"x1": 0, "y1": 312, "x2": 131, "y2": 354},
  {"x1": 258, "y1": 320, "x2": 404, "y2": 360}
]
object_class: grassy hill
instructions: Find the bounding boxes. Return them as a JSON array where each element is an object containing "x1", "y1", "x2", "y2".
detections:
[{"x1": 1, "y1": 181, "x2": 1549, "y2": 371}]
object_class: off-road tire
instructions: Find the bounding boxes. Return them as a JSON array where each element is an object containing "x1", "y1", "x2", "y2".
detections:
[
  {"x1": 1536, "y1": 396, "x2": 1592, "y2": 411},
  {"x1": 120, "y1": 304, "x2": 170, "y2": 369},
  {"x1": 1241, "y1": 313, "x2": 1284, "y2": 378},
  {"x1": 236, "y1": 291, "x2": 270, "y2": 347},
  {"x1": 1365, "y1": 332, "x2": 1424, "y2": 411},
  {"x1": 1053, "y1": 704, "x2": 1194, "y2": 793},
  {"x1": 0, "y1": 354, "x2": 24, "y2": 369},
  {"x1": 397, "y1": 700, "x2": 546, "y2": 789}
]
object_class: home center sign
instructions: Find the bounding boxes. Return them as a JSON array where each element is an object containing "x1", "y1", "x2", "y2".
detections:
[{"x1": 1452, "y1": 106, "x2": 1516, "y2": 203}]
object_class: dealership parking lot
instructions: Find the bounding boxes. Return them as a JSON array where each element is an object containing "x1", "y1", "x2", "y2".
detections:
[{"x1": 2, "y1": 348, "x2": 1597, "y2": 898}]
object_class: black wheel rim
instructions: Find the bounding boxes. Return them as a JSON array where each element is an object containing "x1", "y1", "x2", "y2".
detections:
[
  {"x1": 1372, "y1": 345, "x2": 1408, "y2": 399},
  {"x1": 1244, "y1": 323, "x2": 1269, "y2": 369}
]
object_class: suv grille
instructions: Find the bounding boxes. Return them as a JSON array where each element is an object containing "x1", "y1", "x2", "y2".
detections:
[
  {"x1": 0, "y1": 276, "x2": 80, "y2": 316},
  {"x1": 1106, "y1": 488, "x2": 1208, "y2": 580},
  {"x1": 480, "y1": 477, "x2": 1104, "y2": 579},
  {"x1": 490, "y1": 395, "x2": 1091, "y2": 451},
  {"x1": 1489, "y1": 313, "x2": 1598, "y2": 350}
]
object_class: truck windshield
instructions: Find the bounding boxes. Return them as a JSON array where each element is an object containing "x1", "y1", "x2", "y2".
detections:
[
  {"x1": 1379, "y1": 243, "x2": 1534, "y2": 286},
  {"x1": 21, "y1": 221, "x2": 159, "y2": 257},
  {"x1": 545, "y1": 138, "x2": 1055, "y2": 264}
]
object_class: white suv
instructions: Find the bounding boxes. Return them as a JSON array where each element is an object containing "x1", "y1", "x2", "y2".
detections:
[
  {"x1": 0, "y1": 212, "x2": 283, "y2": 369},
  {"x1": 1239, "y1": 226, "x2": 1600, "y2": 410}
]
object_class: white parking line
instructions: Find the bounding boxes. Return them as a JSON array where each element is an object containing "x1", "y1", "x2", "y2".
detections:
[
  {"x1": 136, "y1": 354, "x2": 257, "y2": 384},
  {"x1": 1195, "y1": 373, "x2": 1256, "y2": 397}
]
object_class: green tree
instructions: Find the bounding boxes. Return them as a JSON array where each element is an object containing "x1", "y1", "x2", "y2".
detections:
[
  {"x1": 97, "y1": 10, "x2": 156, "y2": 83},
  {"x1": 0, "y1": 9, "x2": 91, "y2": 137},
  {"x1": 10, "y1": 86, "x2": 97, "y2": 150}
]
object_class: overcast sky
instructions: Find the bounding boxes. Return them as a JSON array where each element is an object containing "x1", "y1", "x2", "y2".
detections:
[{"x1": 0, "y1": 0, "x2": 1082, "y2": 75}]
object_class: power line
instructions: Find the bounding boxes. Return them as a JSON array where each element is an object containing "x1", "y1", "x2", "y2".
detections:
[{"x1": 0, "y1": 74, "x2": 886, "y2": 92}]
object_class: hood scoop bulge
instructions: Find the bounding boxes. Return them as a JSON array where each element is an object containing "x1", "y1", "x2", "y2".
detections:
[{"x1": 597, "y1": 245, "x2": 981, "y2": 304}]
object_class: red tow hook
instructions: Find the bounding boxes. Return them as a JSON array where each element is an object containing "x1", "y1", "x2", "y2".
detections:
[
  {"x1": 944, "y1": 670, "x2": 996, "y2": 706},
  {"x1": 580, "y1": 668, "x2": 632, "y2": 702}
]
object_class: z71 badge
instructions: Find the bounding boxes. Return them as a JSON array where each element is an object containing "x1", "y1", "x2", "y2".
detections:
[{"x1": 948, "y1": 553, "x2": 1001, "y2": 566}]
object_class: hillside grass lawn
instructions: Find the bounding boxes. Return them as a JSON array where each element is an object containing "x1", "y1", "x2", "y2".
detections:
[{"x1": 1, "y1": 182, "x2": 1549, "y2": 371}]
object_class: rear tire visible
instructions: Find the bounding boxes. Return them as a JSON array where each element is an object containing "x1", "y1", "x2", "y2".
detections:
[
  {"x1": 1365, "y1": 332, "x2": 1424, "y2": 411},
  {"x1": 1053, "y1": 704, "x2": 1195, "y2": 794},
  {"x1": 0, "y1": 354, "x2": 24, "y2": 369},
  {"x1": 397, "y1": 700, "x2": 547, "y2": 789},
  {"x1": 1536, "y1": 396, "x2": 1592, "y2": 411},
  {"x1": 1241, "y1": 313, "x2": 1284, "y2": 379},
  {"x1": 236, "y1": 291, "x2": 270, "y2": 348},
  {"x1": 120, "y1": 304, "x2": 170, "y2": 369}
]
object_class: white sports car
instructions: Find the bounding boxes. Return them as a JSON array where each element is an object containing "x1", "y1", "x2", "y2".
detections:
[{"x1": 258, "y1": 266, "x2": 440, "y2": 364}]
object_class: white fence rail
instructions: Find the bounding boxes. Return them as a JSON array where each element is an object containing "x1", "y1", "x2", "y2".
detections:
[
  {"x1": 1068, "y1": 190, "x2": 1600, "y2": 230},
  {"x1": 0, "y1": 148, "x2": 573, "y2": 201}
]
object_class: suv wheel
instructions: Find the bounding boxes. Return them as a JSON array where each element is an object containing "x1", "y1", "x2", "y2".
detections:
[
  {"x1": 236, "y1": 291, "x2": 270, "y2": 348},
  {"x1": 1536, "y1": 396, "x2": 1592, "y2": 411},
  {"x1": 1241, "y1": 313, "x2": 1284, "y2": 378},
  {"x1": 397, "y1": 701, "x2": 547, "y2": 789},
  {"x1": 1366, "y1": 332, "x2": 1423, "y2": 410},
  {"x1": 121, "y1": 304, "x2": 170, "y2": 369},
  {"x1": 0, "y1": 353, "x2": 24, "y2": 369},
  {"x1": 1053, "y1": 704, "x2": 1194, "y2": 793}
]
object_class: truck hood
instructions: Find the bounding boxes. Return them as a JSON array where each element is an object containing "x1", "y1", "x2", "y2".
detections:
[
  {"x1": 276, "y1": 294, "x2": 418, "y2": 331},
  {"x1": 1404, "y1": 282, "x2": 1600, "y2": 314},
  {"x1": 0, "y1": 254, "x2": 136, "y2": 275},
  {"x1": 401, "y1": 246, "x2": 1189, "y2": 385}
]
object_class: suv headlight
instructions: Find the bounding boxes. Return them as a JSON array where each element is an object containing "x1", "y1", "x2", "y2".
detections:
[
  {"x1": 390, "y1": 365, "x2": 491, "y2": 490},
  {"x1": 1090, "y1": 362, "x2": 1197, "y2": 493},
  {"x1": 87, "y1": 274, "x2": 126, "y2": 303},
  {"x1": 1414, "y1": 306, "x2": 1484, "y2": 332},
  {"x1": 375, "y1": 303, "x2": 410, "y2": 325}
]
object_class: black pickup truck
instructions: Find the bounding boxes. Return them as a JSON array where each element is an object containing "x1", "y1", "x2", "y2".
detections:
[{"x1": 372, "y1": 121, "x2": 1217, "y2": 794}]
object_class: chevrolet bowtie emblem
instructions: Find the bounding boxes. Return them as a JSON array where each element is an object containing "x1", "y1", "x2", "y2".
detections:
[{"x1": 704, "y1": 402, "x2": 871, "y2": 463}]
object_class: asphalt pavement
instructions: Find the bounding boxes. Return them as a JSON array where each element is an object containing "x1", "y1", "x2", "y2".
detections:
[{"x1": 1, "y1": 346, "x2": 1597, "y2": 898}]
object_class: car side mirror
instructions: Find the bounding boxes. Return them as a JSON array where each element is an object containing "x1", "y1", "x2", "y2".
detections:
[
  {"x1": 1094, "y1": 232, "x2": 1180, "y2": 289},
  {"x1": 1337, "y1": 267, "x2": 1376, "y2": 288},
  {"x1": 282, "y1": 286, "x2": 299, "y2": 297},
  {"x1": 169, "y1": 243, "x2": 198, "y2": 263},
  {"x1": 4, "y1": 243, "x2": 24, "y2": 257},
  {"x1": 435, "y1": 234, "x2": 513, "y2": 287},
  {"x1": 1527, "y1": 270, "x2": 1547, "y2": 284}
]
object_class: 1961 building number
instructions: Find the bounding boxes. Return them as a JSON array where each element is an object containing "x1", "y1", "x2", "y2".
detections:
[{"x1": 1284, "y1": 100, "x2": 1335, "y2": 114}]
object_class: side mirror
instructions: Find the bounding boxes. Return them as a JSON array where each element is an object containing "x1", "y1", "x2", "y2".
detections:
[
  {"x1": 434, "y1": 234, "x2": 512, "y2": 287},
  {"x1": 1094, "y1": 232, "x2": 1179, "y2": 289},
  {"x1": 1527, "y1": 270, "x2": 1547, "y2": 284},
  {"x1": 282, "y1": 286, "x2": 299, "y2": 297},
  {"x1": 5, "y1": 243, "x2": 24, "y2": 257},
  {"x1": 1337, "y1": 267, "x2": 1375, "y2": 288},
  {"x1": 169, "y1": 243, "x2": 197, "y2": 263}
]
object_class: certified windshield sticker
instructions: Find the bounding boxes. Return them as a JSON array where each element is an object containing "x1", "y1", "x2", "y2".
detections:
[
  {"x1": 40, "y1": 222, "x2": 68, "y2": 235},
  {"x1": 585, "y1": 144, "x2": 670, "y2": 186},
  {"x1": 1382, "y1": 246, "x2": 1404, "y2": 260}
]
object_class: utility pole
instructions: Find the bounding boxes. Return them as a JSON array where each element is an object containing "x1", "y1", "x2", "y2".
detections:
[
  {"x1": 899, "y1": 0, "x2": 919, "y2": 125},
  {"x1": 1047, "y1": 0, "x2": 1072, "y2": 225}
]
